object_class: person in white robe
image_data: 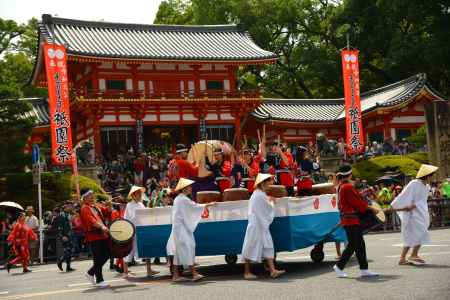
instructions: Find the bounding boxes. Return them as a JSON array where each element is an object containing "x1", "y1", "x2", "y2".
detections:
[
  {"x1": 123, "y1": 186, "x2": 157, "y2": 277},
  {"x1": 166, "y1": 178, "x2": 216, "y2": 282},
  {"x1": 391, "y1": 164, "x2": 438, "y2": 265},
  {"x1": 241, "y1": 173, "x2": 285, "y2": 279}
]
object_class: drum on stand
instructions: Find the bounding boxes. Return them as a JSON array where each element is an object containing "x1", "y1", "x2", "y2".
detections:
[
  {"x1": 109, "y1": 219, "x2": 135, "y2": 258},
  {"x1": 266, "y1": 185, "x2": 288, "y2": 198},
  {"x1": 197, "y1": 191, "x2": 222, "y2": 204},
  {"x1": 311, "y1": 183, "x2": 336, "y2": 195},
  {"x1": 359, "y1": 201, "x2": 386, "y2": 234},
  {"x1": 223, "y1": 188, "x2": 250, "y2": 202}
]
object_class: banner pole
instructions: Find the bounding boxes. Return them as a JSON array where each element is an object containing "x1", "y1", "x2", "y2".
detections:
[
  {"x1": 38, "y1": 159, "x2": 44, "y2": 264},
  {"x1": 72, "y1": 152, "x2": 80, "y2": 202}
]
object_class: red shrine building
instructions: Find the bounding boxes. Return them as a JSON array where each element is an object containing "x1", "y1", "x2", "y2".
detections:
[
  {"x1": 29, "y1": 14, "x2": 277, "y2": 158},
  {"x1": 248, "y1": 73, "x2": 447, "y2": 144},
  {"x1": 27, "y1": 15, "x2": 447, "y2": 157}
]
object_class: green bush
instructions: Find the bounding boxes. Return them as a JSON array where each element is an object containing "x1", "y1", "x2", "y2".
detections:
[
  {"x1": 352, "y1": 154, "x2": 423, "y2": 184},
  {"x1": 405, "y1": 152, "x2": 429, "y2": 164},
  {"x1": 1, "y1": 172, "x2": 106, "y2": 211}
]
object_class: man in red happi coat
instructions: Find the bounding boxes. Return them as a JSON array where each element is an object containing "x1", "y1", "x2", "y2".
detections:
[
  {"x1": 278, "y1": 144, "x2": 295, "y2": 196},
  {"x1": 168, "y1": 144, "x2": 199, "y2": 183},
  {"x1": 7, "y1": 213, "x2": 37, "y2": 273},
  {"x1": 333, "y1": 164, "x2": 380, "y2": 278},
  {"x1": 208, "y1": 148, "x2": 232, "y2": 192}
]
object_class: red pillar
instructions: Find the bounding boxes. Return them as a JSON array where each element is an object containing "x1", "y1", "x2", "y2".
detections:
[
  {"x1": 383, "y1": 116, "x2": 392, "y2": 139},
  {"x1": 93, "y1": 119, "x2": 102, "y2": 160},
  {"x1": 234, "y1": 116, "x2": 241, "y2": 150}
]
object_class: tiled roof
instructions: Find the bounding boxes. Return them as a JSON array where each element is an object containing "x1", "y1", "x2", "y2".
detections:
[
  {"x1": 253, "y1": 73, "x2": 447, "y2": 122},
  {"x1": 38, "y1": 14, "x2": 277, "y2": 62},
  {"x1": 252, "y1": 99, "x2": 344, "y2": 122},
  {"x1": 23, "y1": 98, "x2": 50, "y2": 126}
]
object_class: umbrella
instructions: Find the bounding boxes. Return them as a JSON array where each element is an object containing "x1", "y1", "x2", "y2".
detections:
[
  {"x1": 0, "y1": 201, "x2": 24, "y2": 211},
  {"x1": 375, "y1": 176, "x2": 400, "y2": 185}
]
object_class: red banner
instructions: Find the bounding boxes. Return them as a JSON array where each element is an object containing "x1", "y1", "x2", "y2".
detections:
[
  {"x1": 341, "y1": 49, "x2": 364, "y2": 154},
  {"x1": 43, "y1": 43, "x2": 74, "y2": 165}
]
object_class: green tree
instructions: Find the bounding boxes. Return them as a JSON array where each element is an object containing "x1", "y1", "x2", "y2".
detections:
[
  {"x1": 0, "y1": 18, "x2": 46, "y2": 173},
  {"x1": 154, "y1": 0, "x2": 450, "y2": 98}
]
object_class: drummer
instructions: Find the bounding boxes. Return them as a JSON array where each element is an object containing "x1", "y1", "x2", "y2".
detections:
[
  {"x1": 168, "y1": 144, "x2": 199, "y2": 186},
  {"x1": 123, "y1": 185, "x2": 157, "y2": 277},
  {"x1": 110, "y1": 195, "x2": 127, "y2": 273},
  {"x1": 232, "y1": 149, "x2": 260, "y2": 193},
  {"x1": 278, "y1": 144, "x2": 295, "y2": 196},
  {"x1": 207, "y1": 148, "x2": 232, "y2": 192},
  {"x1": 167, "y1": 178, "x2": 216, "y2": 282},
  {"x1": 332, "y1": 164, "x2": 380, "y2": 278},
  {"x1": 79, "y1": 189, "x2": 111, "y2": 288},
  {"x1": 241, "y1": 173, "x2": 285, "y2": 279}
]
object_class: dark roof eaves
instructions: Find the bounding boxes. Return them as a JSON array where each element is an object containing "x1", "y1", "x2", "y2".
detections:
[{"x1": 44, "y1": 15, "x2": 244, "y2": 33}]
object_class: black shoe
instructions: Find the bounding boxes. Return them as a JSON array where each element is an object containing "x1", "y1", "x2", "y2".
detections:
[
  {"x1": 66, "y1": 267, "x2": 76, "y2": 272},
  {"x1": 57, "y1": 260, "x2": 63, "y2": 271},
  {"x1": 6, "y1": 263, "x2": 12, "y2": 273},
  {"x1": 23, "y1": 269, "x2": 32, "y2": 273}
]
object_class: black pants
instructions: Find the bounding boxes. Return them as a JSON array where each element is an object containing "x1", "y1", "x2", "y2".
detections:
[
  {"x1": 286, "y1": 186, "x2": 294, "y2": 196},
  {"x1": 337, "y1": 225, "x2": 368, "y2": 270},
  {"x1": 87, "y1": 239, "x2": 110, "y2": 283}
]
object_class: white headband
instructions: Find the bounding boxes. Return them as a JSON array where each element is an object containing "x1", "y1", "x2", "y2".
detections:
[
  {"x1": 337, "y1": 170, "x2": 352, "y2": 177},
  {"x1": 81, "y1": 190, "x2": 94, "y2": 200}
]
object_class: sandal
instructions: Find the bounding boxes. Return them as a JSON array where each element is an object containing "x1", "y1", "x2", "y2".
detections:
[
  {"x1": 408, "y1": 256, "x2": 425, "y2": 264},
  {"x1": 398, "y1": 260, "x2": 412, "y2": 266},
  {"x1": 270, "y1": 270, "x2": 285, "y2": 279},
  {"x1": 191, "y1": 274, "x2": 205, "y2": 282},
  {"x1": 172, "y1": 277, "x2": 189, "y2": 283},
  {"x1": 244, "y1": 273, "x2": 258, "y2": 280}
]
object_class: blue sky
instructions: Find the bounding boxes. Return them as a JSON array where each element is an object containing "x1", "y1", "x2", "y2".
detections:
[{"x1": 0, "y1": 0, "x2": 163, "y2": 24}]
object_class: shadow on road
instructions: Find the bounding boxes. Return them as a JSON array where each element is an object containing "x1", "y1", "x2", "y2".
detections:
[{"x1": 355, "y1": 274, "x2": 401, "y2": 283}]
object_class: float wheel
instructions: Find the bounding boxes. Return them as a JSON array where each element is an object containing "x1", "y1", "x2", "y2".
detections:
[
  {"x1": 310, "y1": 246, "x2": 325, "y2": 263},
  {"x1": 225, "y1": 254, "x2": 238, "y2": 265}
]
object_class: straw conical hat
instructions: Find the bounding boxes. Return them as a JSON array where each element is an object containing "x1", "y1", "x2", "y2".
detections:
[
  {"x1": 175, "y1": 178, "x2": 195, "y2": 192},
  {"x1": 128, "y1": 185, "x2": 145, "y2": 199},
  {"x1": 254, "y1": 173, "x2": 274, "y2": 187},
  {"x1": 416, "y1": 164, "x2": 438, "y2": 179}
]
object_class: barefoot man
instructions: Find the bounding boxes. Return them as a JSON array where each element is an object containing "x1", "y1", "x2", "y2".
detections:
[
  {"x1": 167, "y1": 178, "x2": 216, "y2": 282},
  {"x1": 241, "y1": 173, "x2": 285, "y2": 279},
  {"x1": 391, "y1": 164, "x2": 438, "y2": 265}
]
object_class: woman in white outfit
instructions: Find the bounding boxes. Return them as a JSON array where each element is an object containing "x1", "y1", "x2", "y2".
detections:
[
  {"x1": 391, "y1": 164, "x2": 438, "y2": 265},
  {"x1": 241, "y1": 173, "x2": 285, "y2": 279},
  {"x1": 167, "y1": 178, "x2": 216, "y2": 282}
]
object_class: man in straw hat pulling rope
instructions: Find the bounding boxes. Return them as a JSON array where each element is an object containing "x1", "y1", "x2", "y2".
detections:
[
  {"x1": 391, "y1": 164, "x2": 438, "y2": 266},
  {"x1": 166, "y1": 178, "x2": 216, "y2": 282},
  {"x1": 241, "y1": 173, "x2": 285, "y2": 280}
]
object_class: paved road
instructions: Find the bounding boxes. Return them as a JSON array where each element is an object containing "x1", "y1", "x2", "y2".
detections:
[{"x1": 1, "y1": 229, "x2": 449, "y2": 300}]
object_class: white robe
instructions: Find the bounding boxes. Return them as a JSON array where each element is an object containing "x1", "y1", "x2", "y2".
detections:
[
  {"x1": 391, "y1": 179, "x2": 431, "y2": 247},
  {"x1": 124, "y1": 200, "x2": 145, "y2": 261},
  {"x1": 241, "y1": 189, "x2": 275, "y2": 262},
  {"x1": 166, "y1": 194, "x2": 205, "y2": 266}
]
